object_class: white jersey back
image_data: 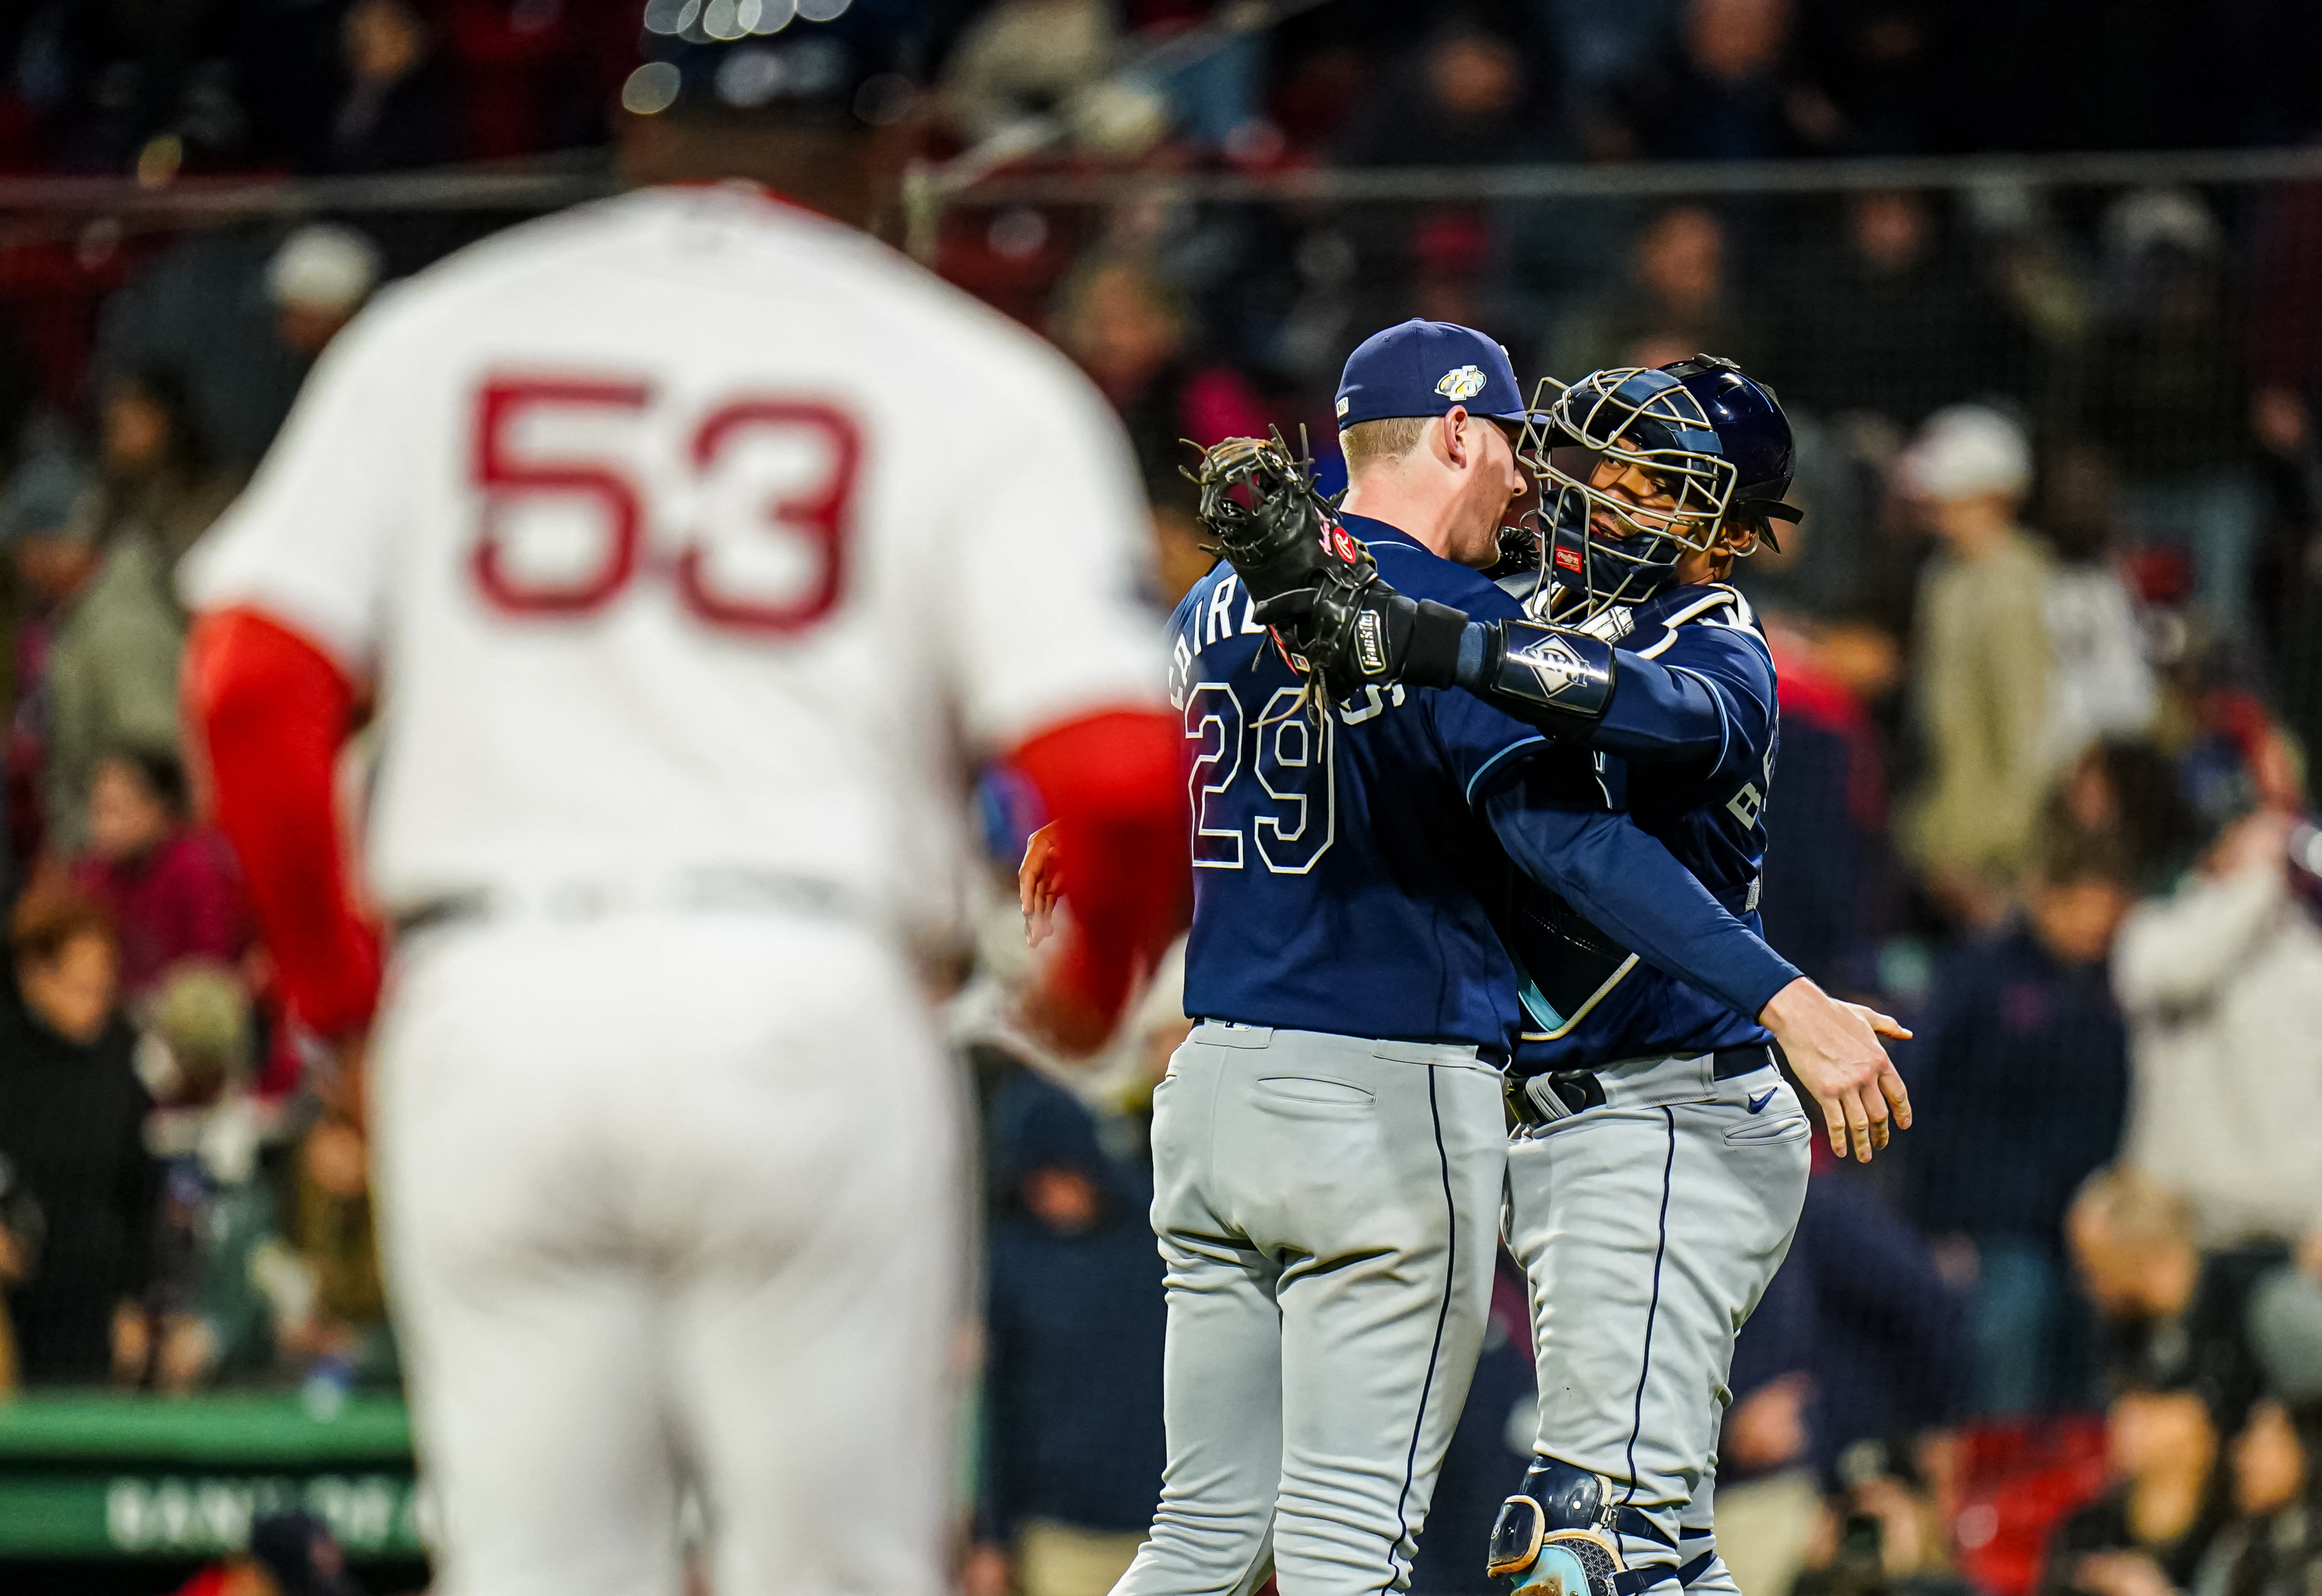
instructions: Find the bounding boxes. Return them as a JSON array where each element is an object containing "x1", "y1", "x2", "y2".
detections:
[{"x1": 184, "y1": 185, "x2": 1165, "y2": 939}]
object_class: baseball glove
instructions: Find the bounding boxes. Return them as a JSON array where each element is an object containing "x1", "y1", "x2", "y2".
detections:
[{"x1": 1192, "y1": 433, "x2": 1466, "y2": 702}]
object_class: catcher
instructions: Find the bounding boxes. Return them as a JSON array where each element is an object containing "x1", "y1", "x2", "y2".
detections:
[{"x1": 1215, "y1": 354, "x2": 1912, "y2": 1596}]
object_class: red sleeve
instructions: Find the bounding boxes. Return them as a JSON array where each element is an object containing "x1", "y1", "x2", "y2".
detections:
[
  {"x1": 183, "y1": 608, "x2": 381, "y2": 1039},
  {"x1": 1007, "y1": 708, "x2": 1189, "y2": 1052}
]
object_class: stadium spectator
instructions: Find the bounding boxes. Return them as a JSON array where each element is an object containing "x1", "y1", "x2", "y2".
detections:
[
  {"x1": 2087, "y1": 189, "x2": 2260, "y2": 631},
  {"x1": 169, "y1": 1508, "x2": 363, "y2": 1596},
  {"x1": 2038, "y1": 1369, "x2": 2230, "y2": 1596},
  {"x1": 1910, "y1": 822, "x2": 2132, "y2": 1415},
  {"x1": 0, "y1": 891, "x2": 159, "y2": 1385},
  {"x1": 1336, "y1": 21, "x2": 1542, "y2": 169},
  {"x1": 1548, "y1": 203, "x2": 1771, "y2": 377},
  {"x1": 1895, "y1": 405, "x2": 2055, "y2": 926},
  {"x1": 1334, "y1": 21, "x2": 1546, "y2": 328},
  {"x1": 941, "y1": 0, "x2": 1125, "y2": 147},
  {"x1": 1643, "y1": 0, "x2": 1839, "y2": 162},
  {"x1": 38, "y1": 480, "x2": 187, "y2": 862},
  {"x1": 70, "y1": 749, "x2": 251, "y2": 1002},
  {"x1": 1051, "y1": 256, "x2": 1267, "y2": 485},
  {"x1": 2193, "y1": 1390, "x2": 2322, "y2": 1596},
  {"x1": 1771, "y1": 191, "x2": 2018, "y2": 428},
  {"x1": 1755, "y1": 616, "x2": 1896, "y2": 995},
  {"x1": 2035, "y1": 447, "x2": 2158, "y2": 769},
  {"x1": 969, "y1": 1072, "x2": 1166, "y2": 1596},
  {"x1": 139, "y1": 962, "x2": 280, "y2": 1394},
  {"x1": 267, "y1": 224, "x2": 383, "y2": 363},
  {"x1": 328, "y1": 0, "x2": 460, "y2": 175},
  {"x1": 2112, "y1": 762, "x2": 2322, "y2": 1247},
  {"x1": 2068, "y1": 1170, "x2": 2293, "y2": 1439},
  {"x1": 1, "y1": 450, "x2": 92, "y2": 865},
  {"x1": 85, "y1": 363, "x2": 238, "y2": 567}
]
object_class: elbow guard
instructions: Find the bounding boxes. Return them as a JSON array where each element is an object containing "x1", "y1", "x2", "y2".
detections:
[{"x1": 1460, "y1": 620, "x2": 1617, "y2": 732}]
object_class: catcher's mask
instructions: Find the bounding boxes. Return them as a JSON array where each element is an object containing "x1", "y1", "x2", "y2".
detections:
[{"x1": 1516, "y1": 355, "x2": 1797, "y2": 622}]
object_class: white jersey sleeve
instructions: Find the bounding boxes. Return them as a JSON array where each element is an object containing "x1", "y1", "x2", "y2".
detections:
[
  {"x1": 179, "y1": 296, "x2": 420, "y2": 669},
  {"x1": 936, "y1": 350, "x2": 1165, "y2": 752}
]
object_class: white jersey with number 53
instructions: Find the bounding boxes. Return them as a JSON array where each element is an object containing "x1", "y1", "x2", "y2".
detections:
[{"x1": 183, "y1": 183, "x2": 1165, "y2": 939}]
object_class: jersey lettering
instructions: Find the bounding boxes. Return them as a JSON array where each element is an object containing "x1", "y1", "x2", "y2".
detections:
[
  {"x1": 1183, "y1": 682, "x2": 1338, "y2": 874},
  {"x1": 472, "y1": 378, "x2": 650, "y2": 615},
  {"x1": 469, "y1": 376, "x2": 860, "y2": 634}
]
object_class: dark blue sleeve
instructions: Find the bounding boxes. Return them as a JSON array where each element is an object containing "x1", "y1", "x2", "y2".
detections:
[
  {"x1": 1401, "y1": 557, "x2": 1561, "y2": 798},
  {"x1": 1592, "y1": 626, "x2": 1777, "y2": 776},
  {"x1": 1480, "y1": 765, "x2": 1800, "y2": 1019},
  {"x1": 973, "y1": 1246, "x2": 1025, "y2": 1545}
]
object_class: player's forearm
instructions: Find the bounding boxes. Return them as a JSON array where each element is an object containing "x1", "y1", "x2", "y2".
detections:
[
  {"x1": 1483, "y1": 782, "x2": 1798, "y2": 1019},
  {"x1": 1449, "y1": 620, "x2": 1729, "y2": 757},
  {"x1": 1007, "y1": 708, "x2": 1189, "y2": 1049},
  {"x1": 184, "y1": 608, "x2": 381, "y2": 1039}
]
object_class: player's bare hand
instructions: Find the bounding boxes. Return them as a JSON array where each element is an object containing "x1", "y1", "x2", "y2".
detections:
[
  {"x1": 1019, "y1": 822, "x2": 1062, "y2": 947},
  {"x1": 1758, "y1": 977, "x2": 1909, "y2": 1163}
]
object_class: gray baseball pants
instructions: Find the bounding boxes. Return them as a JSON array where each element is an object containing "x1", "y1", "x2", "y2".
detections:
[
  {"x1": 1506, "y1": 1052, "x2": 1812, "y2": 1592},
  {"x1": 1111, "y1": 1022, "x2": 1508, "y2": 1596}
]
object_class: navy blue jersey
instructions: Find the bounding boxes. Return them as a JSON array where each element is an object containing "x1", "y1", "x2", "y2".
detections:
[
  {"x1": 1172, "y1": 518, "x2": 1797, "y2": 1056},
  {"x1": 1509, "y1": 584, "x2": 1782, "y2": 1074},
  {"x1": 1169, "y1": 514, "x2": 1545, "y2": 1052}
]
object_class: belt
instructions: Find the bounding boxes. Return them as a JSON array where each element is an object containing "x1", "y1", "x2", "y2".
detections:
[
  {"x1": 1506, "y1": 1044, "x2": 1776, "y2": 1129},
  {"x1": 392, "y1": 869, "x2": 869, "y2": 938}
]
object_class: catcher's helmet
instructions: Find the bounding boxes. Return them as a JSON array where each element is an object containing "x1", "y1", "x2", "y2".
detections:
[{"x1": 1517, "y1": 354, "x2": 1797, "y2": 620}]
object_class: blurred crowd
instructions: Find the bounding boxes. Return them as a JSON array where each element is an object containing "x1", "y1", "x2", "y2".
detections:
[{"x1": 1, "y1": 7, "x2": 2321, "y2": 1596}]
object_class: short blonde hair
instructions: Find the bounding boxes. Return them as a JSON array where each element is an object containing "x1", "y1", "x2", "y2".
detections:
[
  {"x1": 1339, "y1": 415, "x2": 1431, "y2": 476},
  {"x1": 2072, "y1": 1165, "x2": 2196, "y2": 1253}
]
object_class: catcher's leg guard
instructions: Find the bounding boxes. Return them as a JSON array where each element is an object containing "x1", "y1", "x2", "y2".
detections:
[{"x1": 1486, "y1": 1457, "x2": 1626, "y2": 1596}]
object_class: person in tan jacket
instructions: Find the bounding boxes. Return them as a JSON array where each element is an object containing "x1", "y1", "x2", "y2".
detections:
[
  {"x1": 1897, "y1": 405, "x2": 2056, "y2": 926},
  {"x1": 2114, "y1": 754, "x2": 2322, "y2": 1248}
]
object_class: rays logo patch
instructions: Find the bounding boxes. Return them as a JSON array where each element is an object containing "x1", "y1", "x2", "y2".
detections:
[
  {"x1": 1435, "y1": 364, "x2": 1488, "y2": 401},
  {"x1": 1509, "y1": 631, "x2": 1591, "y2": 700}
]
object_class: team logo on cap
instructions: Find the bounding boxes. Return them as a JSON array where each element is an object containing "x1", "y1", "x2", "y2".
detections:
[{"x1": 1436, "y1": 364, "x2": 1488, "y2": 401}]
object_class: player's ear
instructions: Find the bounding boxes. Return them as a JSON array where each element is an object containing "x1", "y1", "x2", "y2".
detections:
[{"x1": 1442, "y1": 407, "x2": 1472, "y2": 470}]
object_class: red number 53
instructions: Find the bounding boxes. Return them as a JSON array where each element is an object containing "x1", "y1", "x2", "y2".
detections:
[{"x1": 472, "y1": 376, "x2": 861, "y2": 635}]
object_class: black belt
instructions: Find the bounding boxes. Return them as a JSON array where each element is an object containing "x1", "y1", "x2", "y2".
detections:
[{"x1": 1507, "y1": 1044, "x2": 1777, "y2": 1129}]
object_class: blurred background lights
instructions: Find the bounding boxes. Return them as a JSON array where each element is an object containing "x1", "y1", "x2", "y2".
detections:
[
  {"x1": 716, "y1": 48, "x2": 785, "y2": 109},
  {"x1": 640, "y1": 0, "x2": 695, "y2": 34},
  {"x1": 746, "y1": 0, "x2": 796, "y2": 34},
  {"x1": 619, "y1": 61, "x2": 682, "y2": 115},
  {"x1": 797, "y1": 0, "x2": 851, "y2": 20},
  {"x1": 701, "y1": 0, "x2": 746, "y2": 42}
]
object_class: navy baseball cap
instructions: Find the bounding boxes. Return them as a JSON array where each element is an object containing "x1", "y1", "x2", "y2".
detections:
[{"x1": 1334, "y1": 320, "x2": 1534, "y2": 429}]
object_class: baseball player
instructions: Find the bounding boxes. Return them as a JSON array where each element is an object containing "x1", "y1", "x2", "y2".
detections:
[
  {"x1": 1116, "y1": 322, "x2": 1900, "y2": 1596},
  {"x1": 178, "y1": 17, "x2": 1187, "y2": 1596},
  {"x1": 1243, "y1": 356, "x2": 1910, "y2": 1596}
]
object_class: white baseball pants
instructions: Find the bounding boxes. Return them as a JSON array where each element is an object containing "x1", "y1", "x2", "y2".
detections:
[
  {"x1": 1112, "y1": 1022, "x2": 1509, "y2": 1596},
  {"x1": 1506, "y1": 1053, "x2": 1810, "y2": 1589},
  {"x1": 369, "y1": 909, "x2": 962, "y2": 1596}
]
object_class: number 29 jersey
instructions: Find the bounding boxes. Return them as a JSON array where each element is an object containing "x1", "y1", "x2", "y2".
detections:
[
  {"x1": 181, "y1": 184, "x2": 1164, "y2": 941},
  {"x1": 1168, "y1": 513, "x2": 1545, "y2": 1055}
]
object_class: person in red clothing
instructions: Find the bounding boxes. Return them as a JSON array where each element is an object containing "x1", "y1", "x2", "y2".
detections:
[{"x1": 70, "y1": 749, "x2": 251, "y2": 1002}]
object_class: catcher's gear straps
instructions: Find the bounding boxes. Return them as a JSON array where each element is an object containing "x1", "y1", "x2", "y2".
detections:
[
  {"x1": 1467, "y1": 621, "x2": 1618, "y2": 728},
  {"x1": 1488, "y1": 1456, "x2": 1674, "y2": 1596}
]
